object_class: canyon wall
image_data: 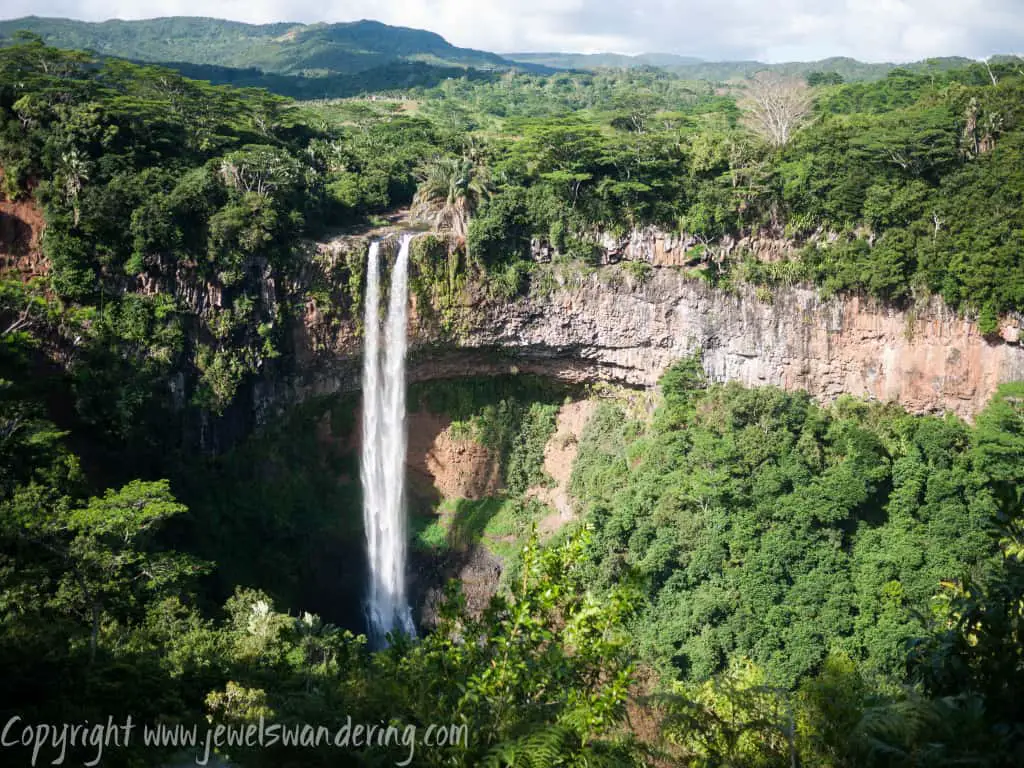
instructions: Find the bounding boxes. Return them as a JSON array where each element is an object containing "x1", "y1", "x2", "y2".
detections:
[
  {"x1": 465, "y1": 271, "x2": 1024, "y2": 419},
  {"x1": 297, "y1": 256, "x2": 1024, "y2": 421}
]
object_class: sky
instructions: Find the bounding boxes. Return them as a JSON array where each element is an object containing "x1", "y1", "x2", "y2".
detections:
[{"x1": 3, "y1": 0, "x2": 1023, "y2": 63}]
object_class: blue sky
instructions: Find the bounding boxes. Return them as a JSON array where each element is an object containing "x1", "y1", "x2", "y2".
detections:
[{"x1": 4, "y1": 0, "x2": 1023, "y2": 62}]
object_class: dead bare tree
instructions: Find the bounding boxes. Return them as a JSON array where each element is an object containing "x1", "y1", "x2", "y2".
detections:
[
  {"x1": 983, "y1": 58, "x2": 999, "y2": 86},
  {"x1": 1, "y1": 280, "x2": 47, "y2": 338},
  {"x1": 740, "y1": 71, "x2": 814, "y2": 147}
]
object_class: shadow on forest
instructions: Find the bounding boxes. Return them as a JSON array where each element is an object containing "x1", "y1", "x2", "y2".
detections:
[
  {"x1": 448, "y1": 498, "x2": 506, "y2": 549},
  {"x1": 145, "y1": 59, "x2": 501, "y2": 100}
]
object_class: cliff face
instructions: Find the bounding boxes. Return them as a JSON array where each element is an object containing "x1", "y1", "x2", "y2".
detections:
[
  {"x1": 297, "y1": 250, "x2": 1024, "y2": 420},
  {"x1": 461, "y1": 271, "x2": 1024, "y2": 419}
]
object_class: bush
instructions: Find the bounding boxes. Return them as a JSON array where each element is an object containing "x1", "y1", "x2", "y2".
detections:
[{"x1": 467, "y1": 188, "x2": 534, "y2": 267}]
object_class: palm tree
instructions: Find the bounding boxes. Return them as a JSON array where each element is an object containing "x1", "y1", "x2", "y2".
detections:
[
  {"x1": 411, "y1": 156, "x2": 493, "y2": 238},
  {"x1": 58, "y1": 147, "x2": 89, "y2": 227}
]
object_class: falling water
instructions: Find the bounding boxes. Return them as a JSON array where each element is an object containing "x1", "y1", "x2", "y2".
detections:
[{"x1": 361, "y1": 235, "x2": 415, "y2": 645}]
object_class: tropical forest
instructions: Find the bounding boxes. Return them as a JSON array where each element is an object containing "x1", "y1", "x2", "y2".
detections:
[{"x1": 0, "y1": 11, "x2": 1023, "y2": 768}]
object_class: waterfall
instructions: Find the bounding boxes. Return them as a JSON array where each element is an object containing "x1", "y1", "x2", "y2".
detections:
[{"x1": 360, "y1": 235, "x2": 415, "y2": 645}]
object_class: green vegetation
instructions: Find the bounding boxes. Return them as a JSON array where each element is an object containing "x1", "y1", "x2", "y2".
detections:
[
  {"x1": 0, "y1": 38, "x2": 458, "y2": 469},
  {"x1": 5, "y1": 341, "x2": 1024, "y2": 765},
  {"x1": 415, "y1": 496, "x2": 549, "y2": 558},
  {"x1": 2, "y1": 27, "x2": 1024, "y2": 767},
  {"x1": 412, "y1": 155, "x2": 494, "y2": 237},
  {"x1": 405, "y1": 362, "x2": 1024, "y2": 764},
  {"x1": 503, "y1": 52, "x2": 978, "y2": 83},
  {"x1": 571, "y1": 358, "x2": 996, "y2": 684},
  {"x1": 0, "y1": 17, "x2": 551, "y2": 101},
  {"x1": 5, "y1": 36, "x2": 1023, "y2": 323},
  {"x1": 1, "y1": 464, "x2": 642, "y2": 767},
  {"x1": 404, "y1": 62, "x2": 1023, "y2": 322},
  {"x1": 173, "y1": 395, "x2": 365, "y2": 616},
  {"x1": 0, "y1": 18, "x2": 985, "y2": 101},
  {"x1": 504, "y1": 51, "x2": 705, "y2": 71}
]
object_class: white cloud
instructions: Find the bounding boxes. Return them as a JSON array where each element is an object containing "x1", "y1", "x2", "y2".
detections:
[{"x1": 2, "y1": 0, "x2": 1022, "y2": 62}]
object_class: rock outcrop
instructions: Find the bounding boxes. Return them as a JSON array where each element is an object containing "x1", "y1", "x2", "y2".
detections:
[
  {"x1": 531, "y1": 224, "x2": 815, "y2": 267},
  {"x1": 6, "y1": 195, "x2": 1022, "y2": 426}
]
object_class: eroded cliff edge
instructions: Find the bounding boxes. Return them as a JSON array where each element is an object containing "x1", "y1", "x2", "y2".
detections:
[{"x1": 294, "y1": 246, "x2": 1024, "y2": 421}]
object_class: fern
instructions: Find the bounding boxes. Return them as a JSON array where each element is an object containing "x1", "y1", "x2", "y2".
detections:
[{"x1": 481, "y1": 726, "x2": 572, "y2": 768}]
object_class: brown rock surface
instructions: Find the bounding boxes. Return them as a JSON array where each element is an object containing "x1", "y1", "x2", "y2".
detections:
[
  {"x1": 529, "y1": 400, "x2": 597, "y2": 534},
  {"x1": 0, "y1": 194, "x2": 47, "y2": 279},
  {"x1": 300, "y1": 264, "x2": 1024, "y2": 422},
  {"x1": 411, "y1": 412, "x2": 502, "y2": 501},
  {"x1": 467, "y1": 274, "x2": 1024, "y2": 420},
  {"x1": 328, "y1": 406, "x2": 503, "y2": 501}
]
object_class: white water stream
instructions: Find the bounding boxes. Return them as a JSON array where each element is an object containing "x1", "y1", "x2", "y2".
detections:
[{"x1": 360, "y1": 235, "x2": 415, "y2": 644}]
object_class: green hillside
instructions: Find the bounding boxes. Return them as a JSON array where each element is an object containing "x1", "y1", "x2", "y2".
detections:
[
  {"x1": 160, "y1": 58, "x2": 499, "y2": 99},
  {"x1": 0, "y1": 16, "x2": 985, "y2": 87},
  {"x1": 0, "y1": 15, "x2": 519, "y2": 75}
]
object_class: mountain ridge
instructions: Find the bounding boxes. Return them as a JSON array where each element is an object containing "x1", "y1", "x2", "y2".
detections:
[
  {"x1": 0, "y1": 15, "x2": 999, "y2": 98},
  {"x1": 504, "y1": 50, "x2": 979, "y2": 80},
  {"x1": 503, "y1": 51, "x2": 706, "y2": 70},
  {"x1": 0, "y1": 15, "x2": 525, "y2": 76}
]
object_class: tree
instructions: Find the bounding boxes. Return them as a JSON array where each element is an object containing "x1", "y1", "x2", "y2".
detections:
[
  {"x1": 0, "y1": 278, "x2": 50, "y2": 339},
  {"x1": 62, "y1": 481, "x2": 204, "y2": 660},
  {"x1": 610, "y1": 91, "x2": 662, "y2": 134},
  {"x1": 4, "y1": 480, "x2": 206, "y2": 663},
  {"x1": 219, "y1": 145, "x2": 301, "y2": 200},
  {"x1": 56, "y1": 147, "x2": 89, "y2": 227},
  {"x1": 411, "y1": 155, "x2": 494, "y2": 238},
  {"x1": 907, "y1": 385, "x2": 1024, "y2": 763},
  {"x1": 466, "y1": 187, "x2": 534, "y2": 267},
  {"x1": 807, "y1": 71, "x2": 845, "y2": 87},
  {"x1": 740, "y1": 71, "x2": 814, "y2": 147}
]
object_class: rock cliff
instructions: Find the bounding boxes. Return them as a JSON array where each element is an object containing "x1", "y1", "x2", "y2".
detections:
[
  {"x1": 464, "y1": 271, "x2": 1023, "y2": 419},
  {"x1": 297, "y1": 240, "x2": 1024, "y2": 420}
]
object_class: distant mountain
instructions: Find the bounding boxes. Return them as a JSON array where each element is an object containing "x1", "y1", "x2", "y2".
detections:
[
  {"x1": 0, "y1": 16, "x2": 536, "y2": 76},
  {"x1": 504, "y1": 51, "x2": 704, "y2": 70},
  {"x1": 669, "y1": 56, "x2": 978, "y2": 82},
  {"x1": 0, "y1": 15, "x2": 990, "y2": 97},
  {"x1": 506, "y1": 51, "x2": 979, "y2": 82}
]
